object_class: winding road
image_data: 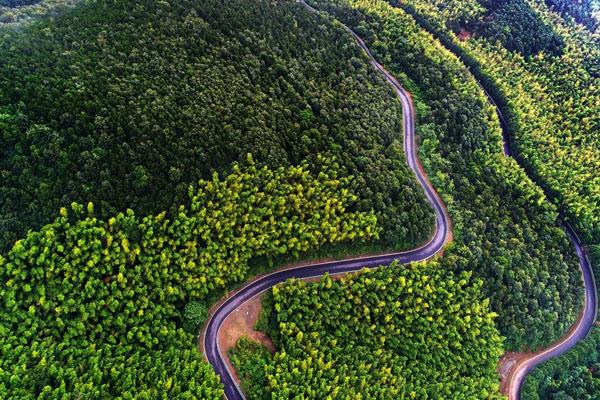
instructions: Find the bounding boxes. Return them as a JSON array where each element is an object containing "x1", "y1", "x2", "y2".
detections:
[
  {"x1": 507, "y1": 220, "x2": 597, "y2": 400},
  {"x1": 201, "y1": 2, "x2": 597, "y2": 399}
]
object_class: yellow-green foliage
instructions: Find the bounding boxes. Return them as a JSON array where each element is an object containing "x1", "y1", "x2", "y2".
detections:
[
  {"x1": 264, "y1": 262, "x2": 504, "y2": 399},
  {"x1": 0, "y1": 158, "x2": 377, "y2": 398},
  {"x1": 400, "y1": 0, "x2": 600, "y2": 245},
  {"x1": 309, "y1": 0, "x2": 581, "y2": 351},
  {"x1": 184, "y1": 155, "x2": 380, "y2": 295}
]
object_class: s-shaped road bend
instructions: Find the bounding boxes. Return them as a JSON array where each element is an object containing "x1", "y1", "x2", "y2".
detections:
[
  {"x1": 201, "y1": 2, "x2": 596, "y2": 400},
  {"x1": 201, "y1": 2, "x2": 449, "y2": 399}
]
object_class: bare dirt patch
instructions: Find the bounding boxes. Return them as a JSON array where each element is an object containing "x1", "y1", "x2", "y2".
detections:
[
  {"x1": 457, "y1": 28, "x2": 473, "y2": 41},
  {"x1": 216, "y1": 294, "x2": 275, "y2": 383},
  {"x1": 219, "y1": 295, "x2": 275, "y2": 354},
  {"x1": 498, "y1": 309, "x2": 586, "y2": 397},
  {"x1": 498, "y1": 351, "x2": 529, "y2": 395}
]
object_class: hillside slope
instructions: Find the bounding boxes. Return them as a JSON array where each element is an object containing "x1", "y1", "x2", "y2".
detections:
[{"x1": 0, "y1": 0, "x2": 434, "y2": 252}]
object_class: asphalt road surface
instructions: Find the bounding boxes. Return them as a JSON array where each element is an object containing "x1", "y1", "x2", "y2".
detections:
[
  {"x1": 201, "y1": 3, "x2": 450, "y2": 398},
  {"x1": 507, "y1": 221, "x2": 597, "y2": 400},
  {"x1": 202, "y1": 2, "x2": 596, "y2": 399}
]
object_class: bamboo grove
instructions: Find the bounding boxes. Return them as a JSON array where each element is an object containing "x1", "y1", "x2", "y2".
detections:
[
  {"x1": 232, "y1": 262, "x2": 504, "y2": 399},
  {"x1": 0, "y1": 0, "x2": 83, "y2": 24},
  {"x1": 307, "y1": 0, "x2": 582, "y2": 350},
  {"x1": 0, "y1": 159, "x2": 378, "y2": 398},
  {"x1": 0, "y1": 0, "x2": 596, "y2": 398},
  {"x1": 0, "y1": 0, "x2": 434, "y2": 254},
  {"x1": 522, "y1": 327, "x2": 600, "y2": 399},
  {"x1": 396, "y1": 0, "x2": 600, "y2": 254},
  {"x1": 374, "y1": 0, "x2": 599, "y2": 396}
]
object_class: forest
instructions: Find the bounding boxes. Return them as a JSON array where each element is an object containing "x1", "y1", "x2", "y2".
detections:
[
  {"x1": 522, "y1": 327, "x2": 600, "y2": 400},
  {"x1": 0, "y1": 0, "x2": 80, "y2": 24},
  {"x1": 0, "y1": 0, "x2": 434, "y2": 254},
  {"x1": 397, "y1": 0, "x2": 600, "y2": 248},
  {"x1": 1, "y1": 0, "x2": 596, "y2": 398},
  {"x1": 225, "y1": 0, "x2": 590, "y2": 396},
  {"x1": 0, "y1": 1, "x2": 445, "y2": 397},
  {"x1": 0, "y1": 0, "x2": 42, "y2": 7},
  {"x1": 475, "y1": 0, "x2": 565, "y2": 56},
  {"x1": 307, "y1": 0, "x2": 582, "y2": 351},
  {"x1": 232, "y1": 262, "x2": 504, "y2": 399},
  {"x1": 376, "y1": 0, "x2": 599, "y2": 396},
  {"x1": 544, "y1": 0, "x2": 599, "y2": 32},
  {"x1": 0, "y1": 159, "x2": 378, "y2": 398}
]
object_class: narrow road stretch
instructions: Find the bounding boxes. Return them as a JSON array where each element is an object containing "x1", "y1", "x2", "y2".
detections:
[
  {"x1": 507, "y1": 221, "x2": 597, "y2": 400},
  {"x1": 201, "y1": 2, "x2": 596, "y2": 400},
  {"x1": 201, "y1": 3, "x2": 450, "y2": 399}
]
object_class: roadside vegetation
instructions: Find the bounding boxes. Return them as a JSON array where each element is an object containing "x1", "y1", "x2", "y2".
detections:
[
  {"x1": 522, "y1": 327, "x2": 600, "y2": 400},
  {"x1": 0, "y1": 160, "x2": 378, "y2": 398},
  {"x1": 232, "y1": 262, "x2": 504, "y2": 399},
  {"x1": 383, "y1": 0, "x2": 600, "y2": 396},
  {"x1": 0, "y1": 0, "x2": 434, "y2": 254},
  {"x1": 397, "y1": 0, "x2": 600, "y2": 254},
  {"x1": 0, "y1": 0, "x2": 437, "y2": 397},
  {"x1": 229, "y1": 338, "x2": 272, "y2": 400},
  {"x1": 307, "y1": 0, "x2": 582, "y2": 351}
]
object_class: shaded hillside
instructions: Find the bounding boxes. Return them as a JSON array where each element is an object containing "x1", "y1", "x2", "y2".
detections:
[{"x1": 0, "y1": 0, "x2": 435, "y2": 252}]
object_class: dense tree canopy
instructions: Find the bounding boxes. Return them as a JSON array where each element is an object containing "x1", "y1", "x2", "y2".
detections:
[
  {"x1": 522, "y1": 328, "x2": 600, "y2": 400},
  {"x1": 475, "y1": 0, "x2": 565, "y2": 56},
  {"x1": 0, "y1": 0, "x2": 434, "y2": 253},
  {"x1": 229, "y1": 337, "x2": 272, "y2": 400},
  {"x1": 0, "y1": 160, "x2": 378, "y2": 398},
  {"x1": 0, "y1": 0, "x2": 80, "y2": 24},
  {"x1": 233, "y1": 262, "x2": 504, "y2": 399},
  {"x1": 2, "y1": 0, "x2": 594, "y2": 397},
  {"x1": 308, "y1": 0, "x2": 582, "y2": 350},
  {"x1": 544, "y1": 0, "x2": 599, "y2": 32},
  {"x1": 0, "y1": 0, "x2": 42, "y2": 7},
  {"x1": 398, "y1": 0, "x2": 600, "y2": 248},
  {"x1": 380, "y1": 0, "x2": 598, "y2": 393}
]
